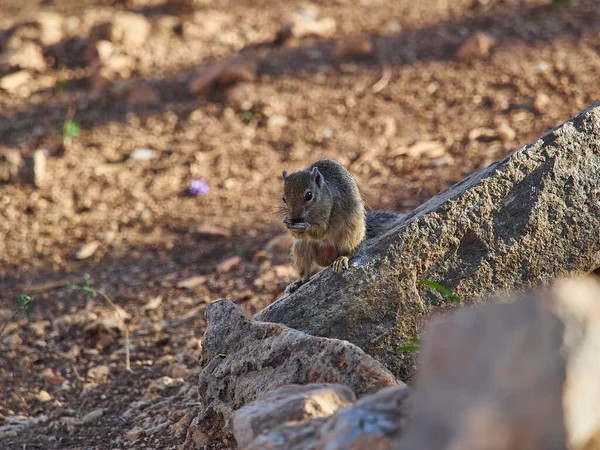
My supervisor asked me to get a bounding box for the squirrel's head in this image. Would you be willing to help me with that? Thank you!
[281,167,330,234]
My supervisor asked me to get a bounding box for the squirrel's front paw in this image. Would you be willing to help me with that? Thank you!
[284,279,305,295]
[331,256,349,273]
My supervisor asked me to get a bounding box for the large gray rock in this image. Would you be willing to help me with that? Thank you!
[186,300,400,447]
[256,103,600,380]
[240,385,410,450]
[397,276,600,450]
[233,383,356,449]
[317,386,410,450]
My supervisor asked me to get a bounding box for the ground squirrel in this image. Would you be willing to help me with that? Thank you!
[280,158,403,294]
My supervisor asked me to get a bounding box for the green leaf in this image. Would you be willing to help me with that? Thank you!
[420,280,462,302]
[62,120,80,142]
[420,280,451,296]
[218,353,227,358]
[396,345,420,352]
[447,294,462,303]
[16,295,34,316]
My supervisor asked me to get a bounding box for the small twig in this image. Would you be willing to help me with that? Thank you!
[372,63,392,94]
[65,104,77,124]
[69,276,132,372]
[97,290,131,372]
[1,295,34,337]
[0,310,20,337]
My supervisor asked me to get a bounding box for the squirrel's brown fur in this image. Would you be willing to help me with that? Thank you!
[280,158,402,294]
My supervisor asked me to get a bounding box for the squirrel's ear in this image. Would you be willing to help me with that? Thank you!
[282,170,288,179]
[310,167,323,187]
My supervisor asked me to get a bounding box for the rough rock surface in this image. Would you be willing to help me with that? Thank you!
[318,386,410,450]
[233,383,356,449]
[187,300,400,447]
[239,385,410,450]
[397,276,600,450]
[257,103,600,380]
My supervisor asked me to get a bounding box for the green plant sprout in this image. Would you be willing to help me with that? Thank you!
[396,337,422,352]
[420,280,461,303]
[62,120,80,144]
[397,280,462,352]
[68,274,132,372]
[0,295,35,337]
[62,105,80,145]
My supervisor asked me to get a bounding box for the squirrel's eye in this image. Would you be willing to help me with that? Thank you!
[305,191,313,201]
[282,197,287,204]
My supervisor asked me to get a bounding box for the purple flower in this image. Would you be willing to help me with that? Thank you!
[189,178,210,196]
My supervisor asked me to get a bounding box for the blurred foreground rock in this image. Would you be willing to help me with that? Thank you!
[398,276,600,450]
[257,103,600,381]
[184,300,400,447]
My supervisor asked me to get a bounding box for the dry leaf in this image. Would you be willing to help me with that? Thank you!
[142,296,163,311]
[176,275,207,289]
[391,141,446,159]
[196,224,231,238]
[75,241,100,259]
[217,255,242,273]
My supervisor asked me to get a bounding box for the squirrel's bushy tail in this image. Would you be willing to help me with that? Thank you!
[365,210,405,240]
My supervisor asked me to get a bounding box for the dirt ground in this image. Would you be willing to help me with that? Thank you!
[1,0,599,448]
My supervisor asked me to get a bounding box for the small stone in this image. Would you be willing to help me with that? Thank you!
[32,149,46,187]
[332,37,374,58]
[126,426,146,441]
[38,390,52,403]
[0,70,33,93]
[533,93,550,113]
[82,408,104,424]
[225,83,277,111]
[109,13,151,48]
[145,376,184,394]
[495,122,516,142]
[456,32,495,60]
[129,148,155,161]
[286,15,337,40]
[0,42,47,72]
[29,320,50,338]
[74,241,100,259]
[95,40,115,62]
[87,365,110,381]
[267,115,288,130]
[0,148,22,183]
[217,255,242,273]
[35,12,65,46]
